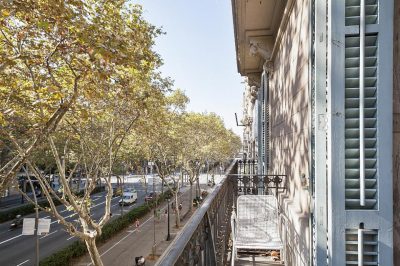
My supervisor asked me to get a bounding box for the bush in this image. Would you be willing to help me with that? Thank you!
[39,240,87,266]
[39,190,171,266]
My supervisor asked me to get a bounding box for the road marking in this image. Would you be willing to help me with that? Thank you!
[1,192,150,248]
[39,230,58,239]
[16,259,30,266]
[67,235,75,241]
[86,189,192,265]
[0,234,22,245]
[49,199,112,224]
[87,215,154,266]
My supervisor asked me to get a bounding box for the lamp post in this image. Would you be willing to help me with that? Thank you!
[206,160,209,184]
[120,175,125,216]
[166,198,171,241]
[23,166,39,266]
[149,161,156,257]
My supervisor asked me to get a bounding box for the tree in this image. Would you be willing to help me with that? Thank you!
[1,1,167,265]
[180,112,241,211]
[134,89,188,228]
[0,0,163,195]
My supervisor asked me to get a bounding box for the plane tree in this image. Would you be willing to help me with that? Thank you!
[133,89,188,228]
[0,0,162,196]
[180,112,241,211]
[0,1,167,265]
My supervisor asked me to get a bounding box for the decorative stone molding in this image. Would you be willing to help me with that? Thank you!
[247,73,261,87]
[249,41,271,60]
[263,60,274,76]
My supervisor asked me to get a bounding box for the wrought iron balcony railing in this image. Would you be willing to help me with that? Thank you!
[155,159,286,266]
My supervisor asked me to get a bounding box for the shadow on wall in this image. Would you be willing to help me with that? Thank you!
[267,0,311,265]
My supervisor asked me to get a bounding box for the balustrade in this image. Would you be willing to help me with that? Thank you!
[155,159,286,265]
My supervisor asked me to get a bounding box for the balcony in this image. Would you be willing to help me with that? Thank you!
[155,159,287,266]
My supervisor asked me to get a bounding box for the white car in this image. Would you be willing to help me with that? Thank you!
[119,191,138,206]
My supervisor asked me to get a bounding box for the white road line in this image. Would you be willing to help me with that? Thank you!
[86,215,154,266]
[39,230,58,239]
[67,235,75,241]
[2,194,147,247]
[16,259,30,266]
[0,234,22,245]
[50,199,110,224]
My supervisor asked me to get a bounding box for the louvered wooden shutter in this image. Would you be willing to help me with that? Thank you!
[345,228,378,265]
[328,0,393,265]
[344,34,378,210]
[345,0,378,26]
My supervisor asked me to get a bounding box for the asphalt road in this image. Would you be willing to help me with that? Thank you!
[0,181,163,266]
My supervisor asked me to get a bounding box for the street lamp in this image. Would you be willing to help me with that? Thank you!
[166,198,171,241]
[148,161,156,257]
[206,160,209,185]
[120,175,125,216]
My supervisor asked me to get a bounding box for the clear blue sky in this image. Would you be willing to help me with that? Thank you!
[134,0,244,137]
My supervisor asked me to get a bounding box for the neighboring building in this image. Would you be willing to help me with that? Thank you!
[232,0,395,265]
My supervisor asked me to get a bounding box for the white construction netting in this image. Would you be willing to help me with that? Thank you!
[235,195,283,250]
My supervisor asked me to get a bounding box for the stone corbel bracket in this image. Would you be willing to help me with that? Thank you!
[263,60,274,77]
[248,36,274,61]
[249,41,271,60]
[247,36,274,81]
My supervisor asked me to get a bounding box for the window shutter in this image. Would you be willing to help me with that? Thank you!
[345,0,378,26]
[344,34,378,209]
[329,0,393,264]
[345,228,378,265]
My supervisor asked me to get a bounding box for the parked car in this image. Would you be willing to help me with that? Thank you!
[119,191,138,206]
[144,192,157,202]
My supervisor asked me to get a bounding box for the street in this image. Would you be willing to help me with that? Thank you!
[0,178,163,266]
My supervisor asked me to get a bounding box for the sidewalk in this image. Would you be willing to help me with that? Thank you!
[74,184,213,266]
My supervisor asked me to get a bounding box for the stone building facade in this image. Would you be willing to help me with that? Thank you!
[232,0,396,265]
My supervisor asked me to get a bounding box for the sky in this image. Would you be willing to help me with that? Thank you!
[134,0,244,137]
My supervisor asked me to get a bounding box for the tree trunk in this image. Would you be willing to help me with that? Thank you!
[189,181,193,212]
[174,193,180,228]
[85,237,104,266]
